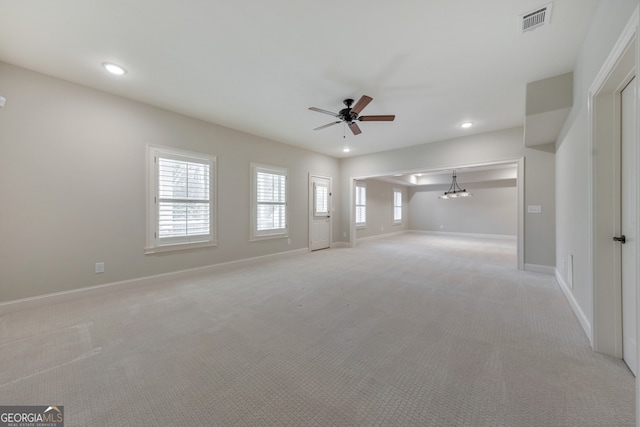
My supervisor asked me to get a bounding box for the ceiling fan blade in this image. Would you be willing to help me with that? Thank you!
[359,115,396,122]
[351,95,373,115]
[313,121,341,131]
[348,122,362,135]
[309,107,340,117]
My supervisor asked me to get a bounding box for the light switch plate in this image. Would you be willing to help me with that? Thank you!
[527,205,542,213]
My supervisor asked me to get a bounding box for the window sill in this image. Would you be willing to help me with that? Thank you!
[356,224,367,230]
[145,240,218,255]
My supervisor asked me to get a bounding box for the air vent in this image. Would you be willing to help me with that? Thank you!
[520,3,553,33]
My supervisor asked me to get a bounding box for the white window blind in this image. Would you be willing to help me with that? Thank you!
[314,183,329,215]
[256,171,286,230]
[355,183,366,226]
[393,189,402,223]
[158,157,210,239]
[251,163,288,239]
[146,146,216,253]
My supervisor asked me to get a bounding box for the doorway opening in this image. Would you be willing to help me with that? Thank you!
[349,159,524,270]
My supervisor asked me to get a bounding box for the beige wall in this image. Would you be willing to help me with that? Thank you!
[409,180,517,237]
[355,179,409,240]
[0,62,340,302]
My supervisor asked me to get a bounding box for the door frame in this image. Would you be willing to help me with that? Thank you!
[621,76,637,375]
[308,173,332,251]
[589,9,639,362]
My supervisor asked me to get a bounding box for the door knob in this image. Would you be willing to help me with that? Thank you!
[613,235,626,244]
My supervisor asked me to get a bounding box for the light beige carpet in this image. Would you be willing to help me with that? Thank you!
[0,233,635,426]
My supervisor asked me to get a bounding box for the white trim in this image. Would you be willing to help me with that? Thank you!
[308,173,333,251]
[355,180,367,227]
[589,10,639,95]
[588,7,639,360]
[144,240,218,254]
[586,13,640,417]
[250,162,289,241]
[348,177,356,247]
[146,145,217,253]
[0,248,309,315]
[556,268,593,345]
[392,187,402,224]
[516,157,525,271]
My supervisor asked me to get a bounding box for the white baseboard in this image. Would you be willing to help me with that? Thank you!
[0,248,309,315]
[524,263,556,275]
[409,230,517,240]
[555,268,593,345]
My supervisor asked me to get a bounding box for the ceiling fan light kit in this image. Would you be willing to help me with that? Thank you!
[309,95,395,136]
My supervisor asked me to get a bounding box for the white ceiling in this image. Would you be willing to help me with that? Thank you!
[0,0,598,158]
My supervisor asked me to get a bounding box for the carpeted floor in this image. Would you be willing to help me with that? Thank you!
[0,233,635,426]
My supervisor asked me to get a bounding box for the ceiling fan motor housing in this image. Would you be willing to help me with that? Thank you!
[339,108,358,122]
[340,99,358,122]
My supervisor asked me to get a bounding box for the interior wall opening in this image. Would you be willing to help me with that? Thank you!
[349,159,524,270]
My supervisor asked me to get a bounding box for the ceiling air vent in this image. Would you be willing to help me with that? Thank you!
[520,3,553,33]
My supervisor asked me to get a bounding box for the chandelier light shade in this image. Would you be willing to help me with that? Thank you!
[439,170,473,199]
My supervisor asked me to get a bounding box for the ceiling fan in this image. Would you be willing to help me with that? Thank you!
[309,95,395,135]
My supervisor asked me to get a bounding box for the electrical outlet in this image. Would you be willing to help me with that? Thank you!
[343,232,347,238]
[287,238,291,245]
[95,262,105,274]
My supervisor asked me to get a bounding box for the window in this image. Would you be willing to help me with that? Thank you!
[355,181,366,227]
[393,188,402,224]
[146,146,216,253]
[314,182,329,216]
[251,163,288,240]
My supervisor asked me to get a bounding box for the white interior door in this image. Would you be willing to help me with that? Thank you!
[310,175,331,251]
[621,76,637,376]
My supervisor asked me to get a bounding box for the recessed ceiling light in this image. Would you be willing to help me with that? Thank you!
[102,62,127,75]
[460,122,473,129]
[343,147,351,153]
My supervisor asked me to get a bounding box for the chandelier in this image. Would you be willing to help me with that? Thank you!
[439,170,472,199]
